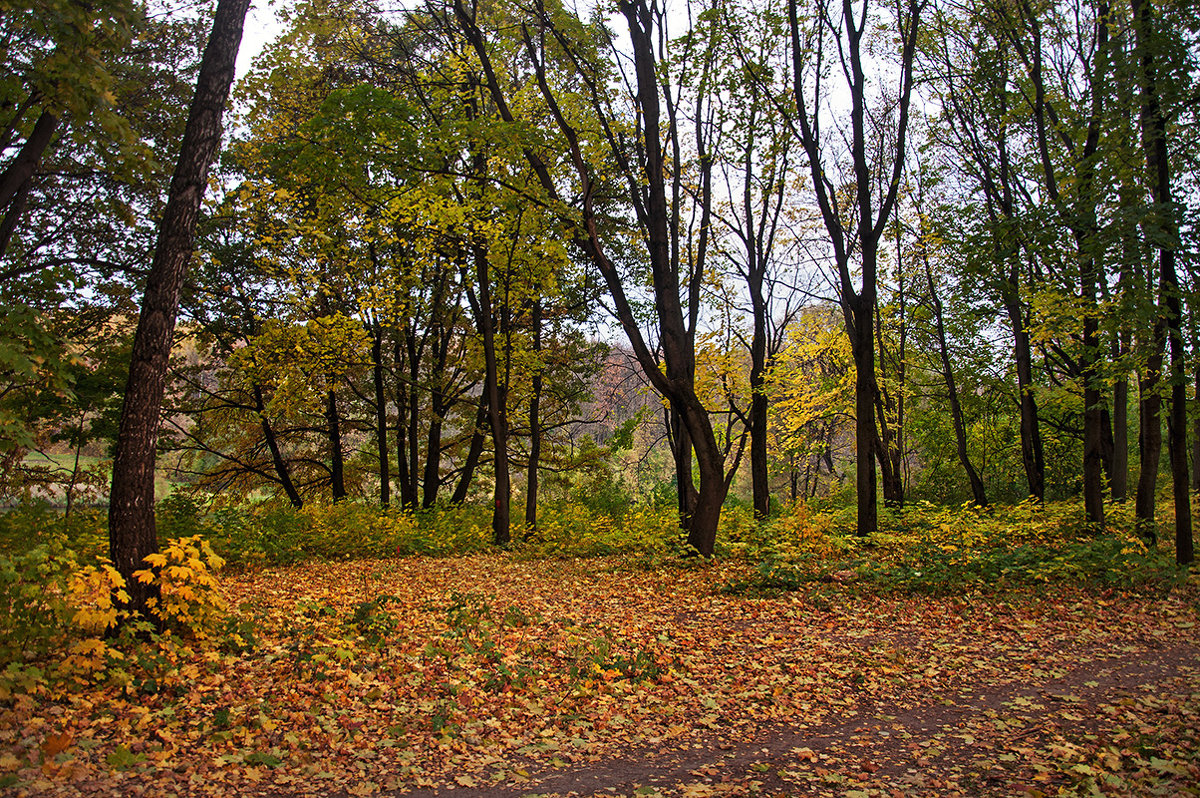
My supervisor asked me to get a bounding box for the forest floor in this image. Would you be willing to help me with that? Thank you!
[3,554,1198,797]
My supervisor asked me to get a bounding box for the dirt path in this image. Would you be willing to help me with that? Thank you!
[391,641,1200,797]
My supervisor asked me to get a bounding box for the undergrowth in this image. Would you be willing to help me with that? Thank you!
[722,499,1189,597]
[0,493,1192,705]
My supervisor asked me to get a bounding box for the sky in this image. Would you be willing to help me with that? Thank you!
[236,0,284,79]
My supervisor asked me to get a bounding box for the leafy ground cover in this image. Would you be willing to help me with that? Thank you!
[1,501,1197,797]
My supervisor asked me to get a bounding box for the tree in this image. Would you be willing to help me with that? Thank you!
[0,0,139,260]
[447,0,740,554]
[710,0,808,520]
[786,0,925,535]
[1130,0,1193,563]
[108,0,250,622]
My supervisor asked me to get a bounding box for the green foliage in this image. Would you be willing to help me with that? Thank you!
[726,499,1188,597]
[0,539,78,676]
[0,507,242,700]
[343,594,400,648]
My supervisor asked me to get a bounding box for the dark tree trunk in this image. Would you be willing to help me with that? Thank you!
[525,299,542,531]
[405,332,421,508]
[0,176,32,259]
[421,398,444,508]
[748,329,769,521]
[786,0,922,536]
[874,287,905,509]
[471,240,510,546]
[1112,351,1129,501]
[924,251,987,506]
[372,327,390,507]
[1193,362,1199,495]
[1134,0,1192,562]
[253,383,302,508]
[0,109,57,218]
[1136,361,1163,545]
[454,0,728,554]
[669,408,699,523]
[1100,400,1115,492]
[850,293,879,536]
[1001,278,1046,500]
[422,324,452,508]
[393,333,413,509]
[325,387,346,502]
[108,0,248,623]
[1021,1,1111,526]
[452,397,489,504]
[1080,286,1106,529]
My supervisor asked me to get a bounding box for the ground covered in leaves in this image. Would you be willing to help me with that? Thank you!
[3,551,1198,797]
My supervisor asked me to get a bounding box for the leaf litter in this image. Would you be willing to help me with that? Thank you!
[1,553,1197,797]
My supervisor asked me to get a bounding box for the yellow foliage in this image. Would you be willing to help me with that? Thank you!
[133,537,228,639]
[68,560,128,635]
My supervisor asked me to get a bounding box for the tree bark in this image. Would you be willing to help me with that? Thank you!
[1136,360,1163,544]
[372,326,390,507]
[325,387,347,502]
[1001,277,1046,500]
[1112,340,1129,501]
[0,109,57,215]
[1192,361,1199,495]
[422,322,452,508]
[923,246,987,506]
[1133,0,1192,562]
[0,175,32,259]
[108,0,248,623]
[451,396,488,504]
[393,333,413,508]
[253,383,302,508]
[525,299,542,531]
[470,239,510,546]
[405,330,421,508]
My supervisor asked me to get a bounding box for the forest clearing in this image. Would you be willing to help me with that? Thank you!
[2,501,1198,797]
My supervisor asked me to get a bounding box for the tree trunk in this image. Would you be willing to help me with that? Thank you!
[850,293,878,537]
[0,176,32,260]
[0,109,57,216]
[748,264,770,521]
[1193,362,1199,495]
[422,324,451,508]
[1134,0,1191,562]
[405,331,421,508]
[253,383,302,508]
[1081,311,1106,529]
[454,0,728,553]
[393,333,413,509]
[471,240,510,546]
[669,408,699,523]
[786,0,922,537]
[874,295,904,509]
[925,252,987,506]
[1136,361,1163,545]
[525,299,542,531]
[372,327,390,507]
[1001,278,1046,500]
[1100,400,1116,493]
[452,397,488,504]
[108,0,248,623]
[325,387,346,502]
[1112,361,1129,501]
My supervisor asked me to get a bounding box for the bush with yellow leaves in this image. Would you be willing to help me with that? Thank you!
[0,535,230,698]
[132,536,228,639]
